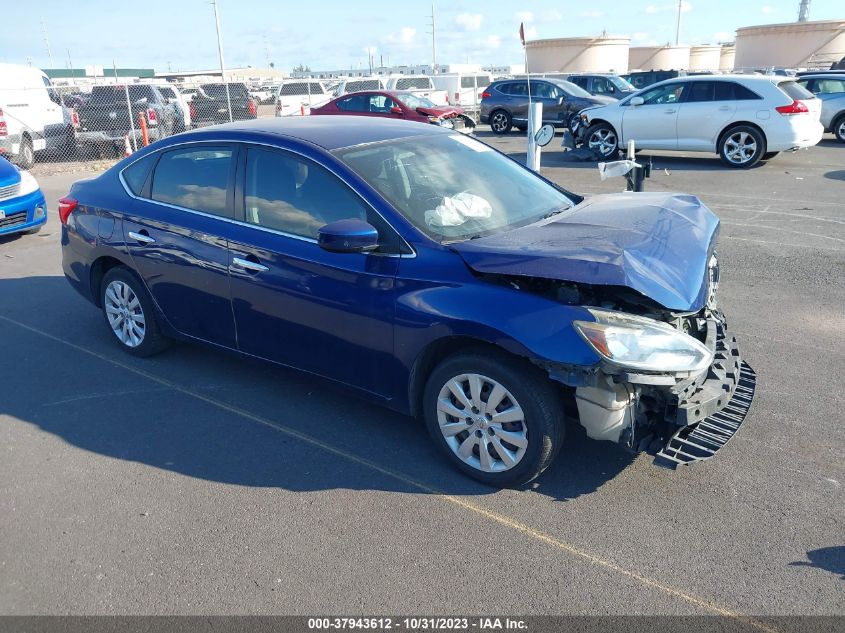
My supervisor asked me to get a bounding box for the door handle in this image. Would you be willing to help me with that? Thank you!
[232,256,269,273]
[664,108,677,114]
[128,231,155,244]
[718,106,731,111]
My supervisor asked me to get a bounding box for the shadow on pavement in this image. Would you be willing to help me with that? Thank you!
[790,546,845,581]
[0,275,635,503]
[824,170,845,181]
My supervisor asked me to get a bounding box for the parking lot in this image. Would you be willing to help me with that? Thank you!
[1,132,843,621]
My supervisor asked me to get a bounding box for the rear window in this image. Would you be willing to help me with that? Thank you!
[279,82,324,96]
[346,80,382,92]
[150,148,233,217]
[460,75,491,88]
[202,84,249,98]
[395,77,432,90]
[90,85,155,104]
[778,80,814,101]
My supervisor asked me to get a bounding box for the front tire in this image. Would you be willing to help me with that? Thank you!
[423,349,565,487]
[719,125,765,168]
[489,110,513,135]
[761,151,780,161]
[100,267,168,357]
[14,135,35,170]
[833,114,845,143]
[585,123,619,159]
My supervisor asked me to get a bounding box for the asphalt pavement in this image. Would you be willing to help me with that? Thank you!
[0,134,843,619]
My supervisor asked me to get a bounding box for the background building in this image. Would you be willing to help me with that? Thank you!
[734,19,845,69]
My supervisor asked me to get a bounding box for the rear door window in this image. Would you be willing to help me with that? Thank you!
[337,94,368,112]
[816,79,845,94]
[686,81,715,102]
[122,154,158,196]
[395,77,432,90]
[150,147,234,217]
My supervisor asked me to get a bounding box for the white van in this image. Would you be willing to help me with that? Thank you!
[432,73,494,107]
[0,63,76,168]
[384,76,448,106]
[334,77,387,97]
[274,80,332,117]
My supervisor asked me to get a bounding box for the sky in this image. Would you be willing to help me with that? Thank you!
[2,0,842,73]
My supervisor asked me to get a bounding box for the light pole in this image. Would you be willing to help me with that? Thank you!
[212,0,233,123]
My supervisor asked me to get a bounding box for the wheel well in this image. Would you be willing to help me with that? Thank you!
[408,336,508,418]
[717,121,766,150]
[832,111,845,131]
[90,256,126,307]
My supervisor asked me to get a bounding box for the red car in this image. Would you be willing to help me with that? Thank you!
[311,90,476,132]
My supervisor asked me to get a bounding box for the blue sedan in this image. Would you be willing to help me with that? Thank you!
[0,158,47,237]
[60,117,755,485]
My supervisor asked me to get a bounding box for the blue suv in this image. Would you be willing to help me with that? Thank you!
[60,117,755,485]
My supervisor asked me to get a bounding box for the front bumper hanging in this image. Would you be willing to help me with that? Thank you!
[654,361,757,468]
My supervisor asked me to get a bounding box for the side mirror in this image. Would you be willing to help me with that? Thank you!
[557,96,566,105]
[390,106,403,114]
[629,96,644,106]
[318,219,379,253]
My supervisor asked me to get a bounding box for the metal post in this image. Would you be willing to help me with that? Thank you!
[123,83,138,153]
[431,4,437,71]
[526,102,542,172]
[212,0,233,123]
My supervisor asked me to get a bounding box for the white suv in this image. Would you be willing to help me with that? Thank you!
[578,75,823,168]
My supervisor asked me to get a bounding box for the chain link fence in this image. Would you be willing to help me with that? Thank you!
[1,79,283,176]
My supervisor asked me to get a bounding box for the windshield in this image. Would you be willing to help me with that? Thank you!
[398,93,435,109]
[556,80,593,99]
[335,134,575,242]
[609,76,636,91]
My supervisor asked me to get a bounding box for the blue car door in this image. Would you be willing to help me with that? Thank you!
[225,145,402,396]
[122,144,237,348]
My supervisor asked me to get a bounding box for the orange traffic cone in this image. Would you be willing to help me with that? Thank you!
[123,134,132,157]
[300,104,306,116]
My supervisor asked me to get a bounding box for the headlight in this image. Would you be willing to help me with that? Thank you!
[17,170,41,196]
[573,308,713,374]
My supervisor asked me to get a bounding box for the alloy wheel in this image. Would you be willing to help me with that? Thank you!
[723,131,757,165]
[588,127,617,156]
[104,280,146,347]
[490,112,509,133]
[436,373,528,473]
[836,118,845,142]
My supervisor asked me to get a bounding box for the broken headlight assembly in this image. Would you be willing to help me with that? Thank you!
[573,308,713,374]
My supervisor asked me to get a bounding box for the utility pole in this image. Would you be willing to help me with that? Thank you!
[428,4,437,72]
[675,0,683,45]
[211,0,233,123]
[41,17,55,68]
[798,0,810,22]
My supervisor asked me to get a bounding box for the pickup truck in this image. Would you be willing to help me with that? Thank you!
[190,83,258,126]
[76,84,180,157]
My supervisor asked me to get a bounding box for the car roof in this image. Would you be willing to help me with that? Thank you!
[796,73,845,79]
[171,116,446,151]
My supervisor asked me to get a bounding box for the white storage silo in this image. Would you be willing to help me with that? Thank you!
[525,36,630,74]
[688,45,722,71]
[734,19,845,69]
[628,45,691,71]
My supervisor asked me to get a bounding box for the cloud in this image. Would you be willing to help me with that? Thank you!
[455,13,483,31]
[541,9,563,22]
[484,35,502,49]
[761,5,776,14]
[581,10,604,19]
[514,11,534,23]
[384,27,416,45]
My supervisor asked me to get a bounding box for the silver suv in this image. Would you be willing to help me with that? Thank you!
[796,74,845,143]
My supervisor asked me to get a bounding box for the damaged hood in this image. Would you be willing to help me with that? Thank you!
[416,105,465,118]
[452,192,720,312]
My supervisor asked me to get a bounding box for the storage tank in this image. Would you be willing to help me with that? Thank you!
[628,45,691,71]
[525,36,630,74]
[735,19,845,69]
[688,45,722,71]
[719,45,736,71]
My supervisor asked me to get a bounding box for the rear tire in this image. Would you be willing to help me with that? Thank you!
[489,110,513,135]
[423,348,565,487]
[718,125,765,168]
[100,267,169,357]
